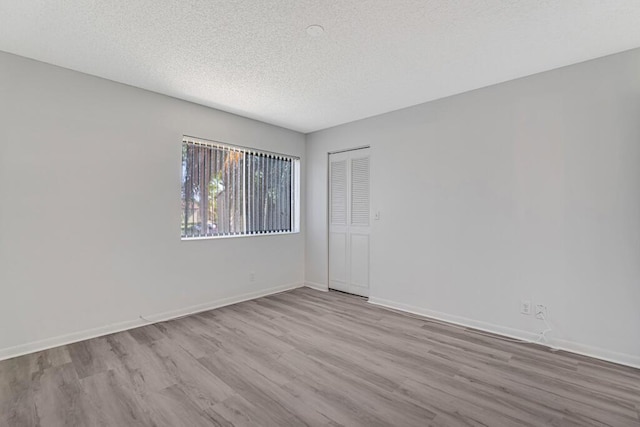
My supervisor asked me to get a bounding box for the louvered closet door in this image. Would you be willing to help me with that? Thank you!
[329,148,370,297]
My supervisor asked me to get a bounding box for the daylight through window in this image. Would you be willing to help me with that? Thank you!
[181,137,299,239]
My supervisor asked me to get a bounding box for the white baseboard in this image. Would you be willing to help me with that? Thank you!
[305,281,329,292]
[368,297,640,370]
[0,282,303,362]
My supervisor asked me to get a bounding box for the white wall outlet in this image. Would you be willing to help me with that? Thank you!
[249,272,256,282]
[374,211,381,220]
[535,304,547,320]
[520,300,532,315]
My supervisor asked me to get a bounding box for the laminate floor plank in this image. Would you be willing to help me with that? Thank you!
[79,369,155,426]
[197,352,306,426]
[147,384,232,427]
[207,394,283,427]
[1,288,639,426]
[31,363,94,427]
[280,351,419,426]
[455,365,638,426]
[152,318,222,360]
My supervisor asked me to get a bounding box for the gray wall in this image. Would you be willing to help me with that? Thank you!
[306,48,640,366]
[0,52,305,358]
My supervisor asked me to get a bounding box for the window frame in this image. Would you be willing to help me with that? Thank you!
[180,136,300,240]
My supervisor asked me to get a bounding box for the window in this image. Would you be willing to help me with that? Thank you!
[181,137,299,239]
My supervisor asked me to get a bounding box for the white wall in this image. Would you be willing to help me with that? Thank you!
[306,48,640,367]
[0,52,305,359]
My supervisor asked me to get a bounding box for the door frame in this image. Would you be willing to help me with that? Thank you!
[326,145,371,297]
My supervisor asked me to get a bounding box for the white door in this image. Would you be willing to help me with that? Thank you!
[329,148,370,297]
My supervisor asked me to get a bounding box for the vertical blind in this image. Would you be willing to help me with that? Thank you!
[181,138,297,238]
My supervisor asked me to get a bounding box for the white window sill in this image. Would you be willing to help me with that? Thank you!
[181,230,299,241]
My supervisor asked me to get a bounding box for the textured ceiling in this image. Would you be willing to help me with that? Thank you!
[1,1,640,133]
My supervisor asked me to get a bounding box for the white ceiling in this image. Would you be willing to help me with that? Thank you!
[1,1,640,133]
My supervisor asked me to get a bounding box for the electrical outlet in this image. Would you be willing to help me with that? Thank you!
[249,272,255,282]
[535,304,547,320]
[520,300,532,315]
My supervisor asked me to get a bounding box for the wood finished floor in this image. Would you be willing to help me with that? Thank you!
[1,288,639,427]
